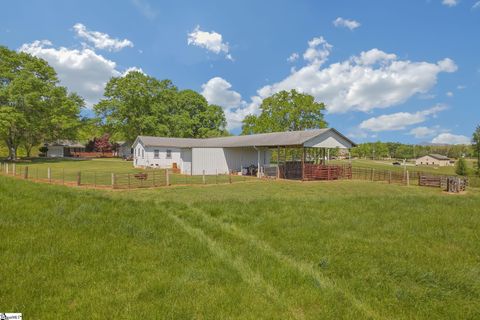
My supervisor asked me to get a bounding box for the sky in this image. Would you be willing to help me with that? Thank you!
[1,0,479,144]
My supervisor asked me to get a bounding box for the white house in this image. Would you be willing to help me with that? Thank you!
[132,128,356,175]
[45,141,85,158]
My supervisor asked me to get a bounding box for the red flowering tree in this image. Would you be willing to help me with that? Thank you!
[94,134,112,155]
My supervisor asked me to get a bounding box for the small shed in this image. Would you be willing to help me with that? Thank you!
[415,154,453,166]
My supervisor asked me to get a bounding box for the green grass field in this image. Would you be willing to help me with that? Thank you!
[1,170,479,319]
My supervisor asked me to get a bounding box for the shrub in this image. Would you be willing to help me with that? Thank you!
[455,158,468,176]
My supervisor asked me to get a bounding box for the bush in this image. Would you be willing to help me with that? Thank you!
[455,158,468,176]
[38,146,48,157]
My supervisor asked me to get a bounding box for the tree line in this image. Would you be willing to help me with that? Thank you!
[1,44,479,175]
[350,141,476,160]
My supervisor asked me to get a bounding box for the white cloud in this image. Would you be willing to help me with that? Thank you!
[201,77,256,130]
[122,66,145,76]
[201,77,243,109]
[73,23,133,52]
[333,17,361,30]
[409,126,438,138]
[442,0,459,6]
[201,37,457,130]
[131,0,157,20]
[446,91,454,97]
[302,37,332,66]
[19,40,139,107]
[187,25,232,60]
[359,105,447,132]
[474,1,480,9]
[252,37,457,114]
[354,48,397,65]
[431,133,470,145]
[287,52,299,62]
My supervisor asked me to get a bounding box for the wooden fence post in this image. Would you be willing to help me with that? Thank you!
[406,170,410,186]
[152,171,156,187]
[76,171,81,186]
[229,173,232,184]
[202,170,206,184]
[94,172,97,188]
[48,167,51,183]
[165,169,170,186]
[62,168,65,185]
[24,166,29,179]
[128,173,131,189]
[5,163,8,175]
[12,163,16,176]
[111,173,116,189]
[371,168,375,181]
[216,169,218,184]
[389,171,392,184]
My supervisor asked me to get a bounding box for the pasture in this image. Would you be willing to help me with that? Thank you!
[0,172,479,319]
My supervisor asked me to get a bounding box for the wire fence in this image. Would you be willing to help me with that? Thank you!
[1,162,477,190]
[0,162,255,189]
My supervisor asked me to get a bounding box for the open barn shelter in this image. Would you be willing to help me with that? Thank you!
[132,128,356,180]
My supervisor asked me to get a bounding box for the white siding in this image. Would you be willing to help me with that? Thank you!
[224,147,270,172]
[47,146,64,157]
[192,148,228,175]
[304,130,353,149]
[180,148,192,174]
[191,147,270,175]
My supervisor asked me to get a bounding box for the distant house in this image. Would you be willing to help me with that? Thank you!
[116,141,133,159]
[415,154,454,166]
[132,128,356,176]
[45,141,85,158]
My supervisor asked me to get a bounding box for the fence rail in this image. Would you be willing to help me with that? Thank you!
[0,162,253,189]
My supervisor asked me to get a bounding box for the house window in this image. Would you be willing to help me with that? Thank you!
[154,149,159,159]
[166,149,172,159]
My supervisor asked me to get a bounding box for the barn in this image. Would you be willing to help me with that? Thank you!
[415,154,454,166]
[132,128,356,179]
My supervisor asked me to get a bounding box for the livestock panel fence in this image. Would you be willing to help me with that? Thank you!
[0,162,254,189]
[0,162,475,192]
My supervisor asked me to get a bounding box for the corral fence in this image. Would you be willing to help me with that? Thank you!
[352,166,470,192]
[0,162,254,189]
[0,162,474,192]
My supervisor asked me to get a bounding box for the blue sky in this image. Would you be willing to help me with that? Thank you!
[1,0,479,144]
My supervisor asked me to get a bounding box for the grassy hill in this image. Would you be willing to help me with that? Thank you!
[1,175,479,319]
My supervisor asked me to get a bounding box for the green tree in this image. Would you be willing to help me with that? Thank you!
[0,46,83,159]
[169,90,227,138]
[241,90,327,134]
[473,125,480,174]
[95,72,227,140]
[455,158,468,176]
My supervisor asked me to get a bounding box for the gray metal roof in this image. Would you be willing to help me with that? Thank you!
[47,140,85,148]
[135,128,356,148]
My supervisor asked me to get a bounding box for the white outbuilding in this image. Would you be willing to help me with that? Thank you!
[415,154,454,166]
[132,128,356,177]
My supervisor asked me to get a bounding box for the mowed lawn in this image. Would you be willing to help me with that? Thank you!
[0,176,479,319]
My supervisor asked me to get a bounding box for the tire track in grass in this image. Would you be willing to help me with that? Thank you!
[182,204,384,320]
[166,210,303,320]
